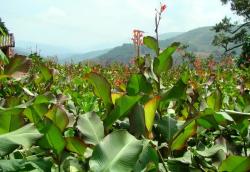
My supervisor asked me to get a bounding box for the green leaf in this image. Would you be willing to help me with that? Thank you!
[127,74,153,96]
[232,119,249,137]
[171,121,196,151]
[65,137,86,155]
[207,88,222,111]
[156,116,178,141]
[0,160,26,171]
[46,105,69,131]
[129,103,146,137]
[104,95,142,128]
[196,144,226,157]
[85,72,112,106]
[0,108,24,134]
[38,120,65,155]
[143,36,159,54]
[89,130,143,172]
[153,42,180,76]
[134,140,159,172]
[0,49,9,64]
[77,112,104,145]
[0,124,42,156]
[144,96,160,132]
[159,77,188,111]
[167,160,190,172]
[219,156,250,171]
[0,158,52,172]
[38,64,53,81]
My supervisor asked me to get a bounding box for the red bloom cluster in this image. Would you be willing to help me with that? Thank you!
[161,4,167,13]
[132,29,144,46]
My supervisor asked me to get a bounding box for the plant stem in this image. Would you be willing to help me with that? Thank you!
[157,149,168,172]
[243,140,247,156]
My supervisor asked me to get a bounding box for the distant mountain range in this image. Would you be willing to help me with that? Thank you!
[14,26,225,64]
[87,26,224,65]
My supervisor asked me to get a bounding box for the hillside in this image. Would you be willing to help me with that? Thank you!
[89,26,223,64]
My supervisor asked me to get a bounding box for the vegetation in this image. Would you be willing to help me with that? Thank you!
[212,0,250,66]
[0,2,250,172]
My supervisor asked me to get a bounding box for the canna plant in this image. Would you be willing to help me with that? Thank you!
[0,2,250,172]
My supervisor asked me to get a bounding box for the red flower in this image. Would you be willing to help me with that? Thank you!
[161,4,167,13]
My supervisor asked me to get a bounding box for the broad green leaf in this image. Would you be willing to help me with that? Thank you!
[0,108,24,134]
[77,112,104,145]
[143,36,159,54]
[0,158,52,172]
[167,160,190,172]
[46,105,69,131]
[0,124,42,156]
[127,74,153,96]
[38,120,65,155]
[129,103,146,137]
[159,77,188,111]
[4,55,31,77]
[85,72,112,106]
[24,104,48,124]
[65,137,86,155]
[153,42,180,76]
[171,121,196,151]
[134,140,159,172]
[207,88,222,111]
[0,160,27,171]
[144,96,160,132]
[89,130,143,172]
[232,119,249,137]
[156,116,178,141]
[219,156,250,171]
[38,64,52,81]
[104,95,142,128]
[196,144,226,157]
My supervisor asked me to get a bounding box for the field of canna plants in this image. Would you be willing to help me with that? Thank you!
[1,2,250,172]
[0,34,250,172]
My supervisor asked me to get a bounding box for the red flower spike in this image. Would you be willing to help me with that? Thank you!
[161,4,167,13]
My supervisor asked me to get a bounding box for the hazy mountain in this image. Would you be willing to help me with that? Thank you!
[14,26,226,64]
[159,32,183,40]
[14,41,76,59]
[14,41,110,63]
[89,26,225,65]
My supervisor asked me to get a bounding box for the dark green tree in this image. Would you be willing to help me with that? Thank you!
[212,0,250,65]
[0,18,8,36]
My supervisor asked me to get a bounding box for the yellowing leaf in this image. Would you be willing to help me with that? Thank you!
[144,96,160,132]
[111,92,124,105]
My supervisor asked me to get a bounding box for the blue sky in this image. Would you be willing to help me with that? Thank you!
[0,0,242,52]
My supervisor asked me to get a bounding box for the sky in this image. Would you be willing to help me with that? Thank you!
[0,0,243,53]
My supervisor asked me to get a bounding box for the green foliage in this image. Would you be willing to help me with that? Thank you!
[89,130,143,172]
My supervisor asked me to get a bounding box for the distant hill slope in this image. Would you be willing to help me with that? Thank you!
[90,26,223,64]
[159,32,183,40]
